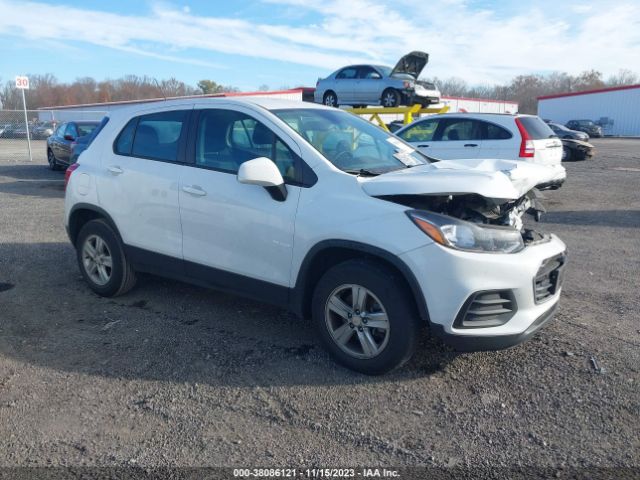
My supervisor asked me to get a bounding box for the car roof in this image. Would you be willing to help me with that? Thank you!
[105,97,335,123]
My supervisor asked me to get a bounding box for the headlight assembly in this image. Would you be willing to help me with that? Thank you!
[407,210,524,254]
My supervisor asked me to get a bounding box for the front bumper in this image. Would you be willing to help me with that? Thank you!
[399,234,566,350]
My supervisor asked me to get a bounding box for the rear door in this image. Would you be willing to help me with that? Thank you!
[517,116,562,165]
[354,66,383,104]
[429,118,483,159]
[333,67,359,104]
[97,107,189,265]
[478,120,515,159]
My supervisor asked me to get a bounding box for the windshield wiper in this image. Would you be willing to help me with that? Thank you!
[344,168,379,177]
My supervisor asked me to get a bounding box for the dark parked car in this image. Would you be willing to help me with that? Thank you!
[0,123,29,139]
[548,122,589,141]
[561,138,595,161]
[566,119,602,137]
[47,121,100,170]
[32,121,57,140]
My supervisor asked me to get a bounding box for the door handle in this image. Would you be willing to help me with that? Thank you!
[107,166,123,175]
[182,185,207,197]
[417,144,430,148]
[464,143,478,147]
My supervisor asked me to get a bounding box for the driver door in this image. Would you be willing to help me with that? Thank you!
[179,106,302,295]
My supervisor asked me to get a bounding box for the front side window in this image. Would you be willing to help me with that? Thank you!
[397,119,439,142]
[336,67,358,80]
[195,109,298,182]
[56,124,67,137]
[274,108,428,174]
[358,67,381,79]
[131,110,187,161]
[76,123,98,138]
[64,123,77,138]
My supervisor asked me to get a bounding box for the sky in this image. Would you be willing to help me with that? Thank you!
[0,0,639,92]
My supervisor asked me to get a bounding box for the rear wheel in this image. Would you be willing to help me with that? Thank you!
[381,89,401,108]
[323,91,338,108]
[76,219,136,297]
[312,259,421,375]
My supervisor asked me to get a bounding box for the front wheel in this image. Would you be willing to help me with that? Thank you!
[76,219,137,297]
[312,260,421,375]
[381,89,401,108]
[47,149,60,171]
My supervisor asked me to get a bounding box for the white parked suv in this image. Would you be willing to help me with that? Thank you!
[395,113,566,190]
[64,98,566,374]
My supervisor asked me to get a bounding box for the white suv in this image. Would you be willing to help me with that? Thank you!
[395,113,566,190]
[64,98,566,374]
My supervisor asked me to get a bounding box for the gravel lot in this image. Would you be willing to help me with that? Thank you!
[0,138,638,477]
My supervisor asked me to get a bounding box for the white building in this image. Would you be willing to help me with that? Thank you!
[38,88,518,124]
[538,84,640,136]
[440,96,518,114]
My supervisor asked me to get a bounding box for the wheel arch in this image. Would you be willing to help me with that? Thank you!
[68,203,122,247]
[291,240,430,324]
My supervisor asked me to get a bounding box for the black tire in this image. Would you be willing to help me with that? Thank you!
[562,147,573,162]
[381,89,401,108]
[323,91,338,108]
[312,259,421,375]
[76,219,136,297]
[47,149,60,171]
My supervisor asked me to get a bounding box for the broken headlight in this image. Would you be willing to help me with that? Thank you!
[407,210,524,253]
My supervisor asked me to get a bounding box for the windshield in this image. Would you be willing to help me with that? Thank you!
[577,120,595,126]
[273,108,428,174]
[377,66,392,77]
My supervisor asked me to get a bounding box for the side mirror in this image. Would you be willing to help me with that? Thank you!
[64,134,75,141]
[237,157,287,201]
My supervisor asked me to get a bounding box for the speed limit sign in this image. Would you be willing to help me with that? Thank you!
[15,76,30,89]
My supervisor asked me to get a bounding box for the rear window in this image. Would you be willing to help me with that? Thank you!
[518,117,555,140]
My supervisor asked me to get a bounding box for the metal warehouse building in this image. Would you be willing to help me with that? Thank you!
[538,84,640,136]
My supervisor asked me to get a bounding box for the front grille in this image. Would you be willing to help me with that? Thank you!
[454,290,516,329]
[534,253,566,303]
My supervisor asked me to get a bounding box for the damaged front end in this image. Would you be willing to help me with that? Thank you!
[379,189,550,253]
[359,159,558,250]
[377,188,545,231]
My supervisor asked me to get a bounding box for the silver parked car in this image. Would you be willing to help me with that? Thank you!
[314,51,441,108]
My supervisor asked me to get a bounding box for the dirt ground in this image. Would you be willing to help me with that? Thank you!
[0,138,638,477]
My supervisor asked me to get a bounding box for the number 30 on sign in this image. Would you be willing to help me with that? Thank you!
[15,76,30,89]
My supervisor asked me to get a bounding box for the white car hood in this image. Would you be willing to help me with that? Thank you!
[360,158,559,200]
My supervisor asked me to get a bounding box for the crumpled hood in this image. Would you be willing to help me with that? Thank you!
[360,158,561,200]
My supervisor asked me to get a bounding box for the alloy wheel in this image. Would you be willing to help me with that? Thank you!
[82,234,113,286]
[324,284,390,359]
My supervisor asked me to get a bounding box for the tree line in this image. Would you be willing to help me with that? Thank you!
[1,69,638,113]
[0,75,239,111]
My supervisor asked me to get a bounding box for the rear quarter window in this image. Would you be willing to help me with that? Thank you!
[484,122,512,140]
[518,117,555,140]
